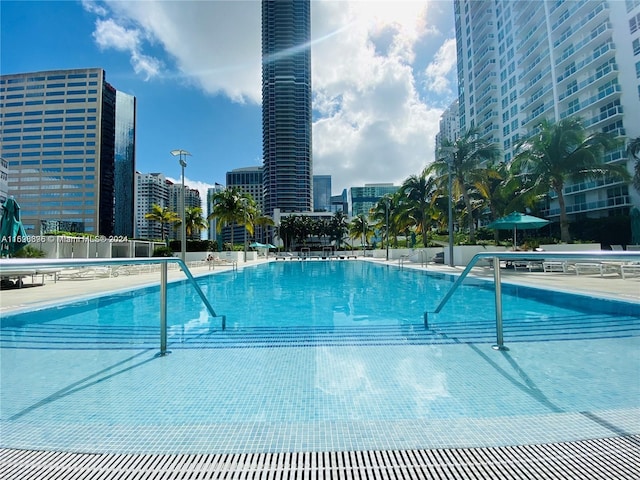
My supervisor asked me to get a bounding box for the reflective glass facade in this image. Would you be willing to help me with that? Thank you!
[0,68,135,235]
[262,0,313,216]
[114,92,136,236]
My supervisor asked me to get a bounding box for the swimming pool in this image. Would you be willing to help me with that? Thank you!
[1,261,638,454]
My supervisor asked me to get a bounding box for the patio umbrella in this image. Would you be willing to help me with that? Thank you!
[487,212,549,250]
[249,242,266,248]
[0,196,28,257]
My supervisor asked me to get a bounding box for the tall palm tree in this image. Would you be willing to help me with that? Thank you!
[627,136,640,192]
[513,118,627,242]
[329,211,349,250]
[176,206,208,240]
[144,204,180,243]
[348,214,373,252]
[431,128,501,244]
[208,187,254,247]
[399,168,438,247]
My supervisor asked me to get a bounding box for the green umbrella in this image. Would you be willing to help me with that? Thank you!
[487,212,549,250]
[0,197,28,257]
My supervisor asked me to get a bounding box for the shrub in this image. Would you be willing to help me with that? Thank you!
[152,246,175,257]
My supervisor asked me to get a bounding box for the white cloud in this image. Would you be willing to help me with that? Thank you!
[89,0,455,195]
[424,37,457,94]
[92,17,163,80]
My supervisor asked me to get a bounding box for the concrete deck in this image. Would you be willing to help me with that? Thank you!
[2,257,637,314]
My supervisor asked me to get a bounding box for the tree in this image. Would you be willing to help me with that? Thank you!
[175,206,208,240]
[207,187,255,247]
[399,168,438,247]
[144,204,180,243]
[348,214,373,251]
[513,118,627,242]
[328,211,348,249]
[628,136,640,192]
[431,128,501,244]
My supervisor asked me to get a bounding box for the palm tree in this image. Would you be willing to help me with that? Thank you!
[348,214,373,253]
[431,128,501,244]
[275,215,296,250]
[208,187,254,247]
[627,136,640,192]
[328,211,348,250]
[513,118,627,242]
[176,206,208,240]
[399,168,438,247]
[144,204,180,243]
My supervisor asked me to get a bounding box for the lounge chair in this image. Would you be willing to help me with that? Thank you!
[621,262,640,279]
[543,261,570,273]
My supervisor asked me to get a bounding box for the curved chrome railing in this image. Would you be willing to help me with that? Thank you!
[424,250,640,351]
[0,257,226,356]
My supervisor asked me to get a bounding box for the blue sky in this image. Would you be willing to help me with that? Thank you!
[1,0,457,207]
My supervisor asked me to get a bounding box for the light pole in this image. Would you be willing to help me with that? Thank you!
[441,146,457,267]
[384,196,390,261]
[170,149,191,263]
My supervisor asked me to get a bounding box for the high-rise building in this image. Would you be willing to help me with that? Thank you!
[350,184,399,217]
[261,0,313,216]
[0,68,136,235]
[225,166,264,244]
[167,180,202,240]
[435,100,460,154]
[330,189,349,214]
[313,175,332,212]
[114,92,136,237]
[134,172,168,240]
[454,0,640,219]
[0,157,8,204]
[227,166,264,211]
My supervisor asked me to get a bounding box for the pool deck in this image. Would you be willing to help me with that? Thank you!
[1,257,639,479]
[1,257,638,314]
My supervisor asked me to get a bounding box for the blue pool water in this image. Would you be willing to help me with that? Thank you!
[1,261,639,454]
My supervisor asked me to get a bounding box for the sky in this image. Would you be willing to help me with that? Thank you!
[0,0,458,209]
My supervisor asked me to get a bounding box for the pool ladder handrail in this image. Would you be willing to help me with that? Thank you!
[0,257,226,356]
[424,250,640,351]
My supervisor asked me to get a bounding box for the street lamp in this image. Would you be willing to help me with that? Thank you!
[384,196,390,261]
[170,149,191,263]
[441,146,457,267]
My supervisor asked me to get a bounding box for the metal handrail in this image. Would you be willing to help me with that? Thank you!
[424,250,640,351]
[0,257,226,356]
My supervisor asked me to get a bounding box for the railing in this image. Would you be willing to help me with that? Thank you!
[0,257,226,356]
[424,251,640,351]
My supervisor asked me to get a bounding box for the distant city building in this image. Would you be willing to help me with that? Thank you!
[114,91,136,237]
[167,180,202,240]
[330,189,349,214]
[350,184,399,217]
[313,175,332,212]
[435,100,459,154]
[454,0,640,218]
[134,172,168,240]
[0,157,8,204]
[262,0,313,215]
[0,68,135,235]
[227,166,264,211]
[222,166,265,244]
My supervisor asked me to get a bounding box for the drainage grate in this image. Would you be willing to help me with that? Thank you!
[1,436,639,479]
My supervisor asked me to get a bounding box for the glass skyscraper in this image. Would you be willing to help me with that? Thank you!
[0,68,136,236]
[114,91,136,237]
[261,0,313,216]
